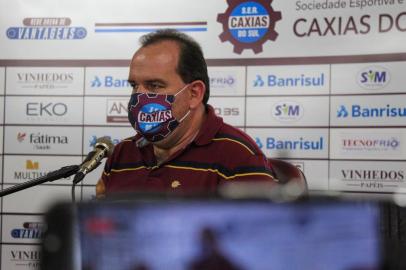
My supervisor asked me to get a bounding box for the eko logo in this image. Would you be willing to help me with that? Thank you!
[91,76,130,88]
[357,66,390,90]
[26,102,67,116]
[337,104,406,118]
[217,0,281,54]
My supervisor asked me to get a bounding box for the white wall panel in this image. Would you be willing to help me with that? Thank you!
[2,215,44,244]
[0,96,4,125]
[84,96,131,126]
[3,155,82,185]
[1,244,41,270]
[331,62,406,94]
[5,96,83,125]
[330,128,406,160]
[0,67,5,95]
[331,95,406,126]
[2,185,79,213]
[246,96,329,127]
[247,65,330,96]
[0,126,3,154]
[208,66,246,96]
[246,128,329,159]
[4,126,82,155]
[85,67,132,96]
[83,126,134,154]
[209,97,245,127]
[285,159,329,191]
[329,160,406,193]
[6,67,84,95]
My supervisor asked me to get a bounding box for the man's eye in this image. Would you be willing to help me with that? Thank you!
[148,84,163,91]
[129,81,138,89]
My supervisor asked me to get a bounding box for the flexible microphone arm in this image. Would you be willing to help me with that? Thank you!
[0,165,80,197]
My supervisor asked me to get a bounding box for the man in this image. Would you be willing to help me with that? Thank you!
[96,29,278,196]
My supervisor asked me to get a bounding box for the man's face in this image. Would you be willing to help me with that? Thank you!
[128,40,190,122]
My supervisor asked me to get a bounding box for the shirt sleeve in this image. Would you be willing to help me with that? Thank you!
[219,152,279,184]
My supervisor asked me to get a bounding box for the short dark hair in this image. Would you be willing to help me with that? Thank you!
[139,29,210,105]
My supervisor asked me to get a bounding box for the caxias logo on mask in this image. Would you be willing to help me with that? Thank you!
[128,85,190,143]
[138,103,173,133]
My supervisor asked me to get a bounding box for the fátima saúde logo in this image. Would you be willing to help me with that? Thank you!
[7,17,86,40]
[217,0,282,54]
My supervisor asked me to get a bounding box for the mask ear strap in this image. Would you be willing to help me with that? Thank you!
[174,83,190,97]
[178,110,191,123]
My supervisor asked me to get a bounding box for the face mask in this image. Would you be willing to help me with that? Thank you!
[127,85,190,142]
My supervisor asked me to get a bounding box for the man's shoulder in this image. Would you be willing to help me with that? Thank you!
[109,136,137,157]
[212,122,262,156]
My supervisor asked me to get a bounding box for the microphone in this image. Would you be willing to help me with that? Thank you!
[73,136,114,184]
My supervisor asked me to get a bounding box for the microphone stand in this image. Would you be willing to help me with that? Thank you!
[0,165,80,197]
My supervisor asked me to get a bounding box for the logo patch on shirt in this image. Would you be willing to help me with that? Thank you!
[171,180,181,188]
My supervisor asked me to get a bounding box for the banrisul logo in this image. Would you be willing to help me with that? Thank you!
[256,137,324,150]
[6,17,86,40]
[272,101,303,122]
[217,0,281,54]
[253,73,325,88]
[337,105,406,118]
[357,66,390,90]
[89,135,121,148]
[91,76,130,88]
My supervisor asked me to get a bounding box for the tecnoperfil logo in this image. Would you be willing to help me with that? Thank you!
[91,76,131,88]
[6,17,87,40]
[272,101,304,122]
[357,66,390,90]
[210,76,236,89]
[342,137,400,152]
[337,104,406,118]
[217,0,281,54]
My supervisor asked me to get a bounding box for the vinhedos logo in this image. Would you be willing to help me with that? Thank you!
[217,0,282,54]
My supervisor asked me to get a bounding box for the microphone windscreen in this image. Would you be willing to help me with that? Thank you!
[95,136,115,156]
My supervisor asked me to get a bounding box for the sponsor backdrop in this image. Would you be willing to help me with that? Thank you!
[1,0,406,268]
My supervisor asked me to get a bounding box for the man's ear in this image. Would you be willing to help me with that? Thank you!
[189,80,206,109]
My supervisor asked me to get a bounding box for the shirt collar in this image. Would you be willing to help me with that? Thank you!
[133,104,223,147]
[193,104,223,146]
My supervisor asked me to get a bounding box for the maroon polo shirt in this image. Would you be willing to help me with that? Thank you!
[102,105,277,195]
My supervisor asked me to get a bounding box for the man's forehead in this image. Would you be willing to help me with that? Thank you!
[132,41,180,65]
[129,41,181,82]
